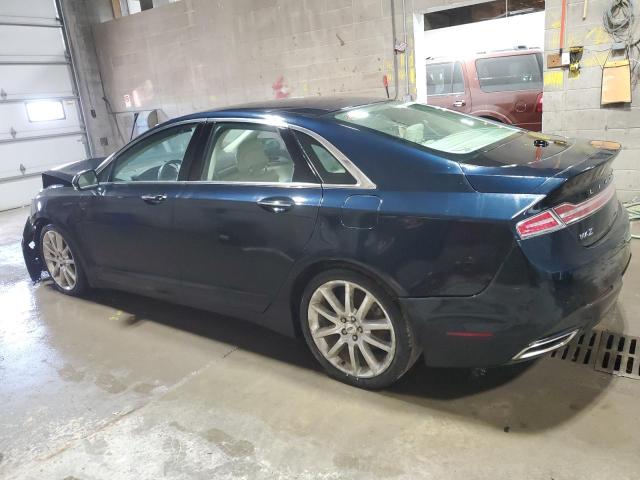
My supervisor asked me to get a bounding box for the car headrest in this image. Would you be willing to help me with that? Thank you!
[236,137,269,175]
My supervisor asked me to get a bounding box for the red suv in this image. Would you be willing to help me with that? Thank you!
[425,48,543,131]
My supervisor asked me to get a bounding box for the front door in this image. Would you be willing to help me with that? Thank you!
[79,122,202,297]
[174,121,322,314]
[425,61,471,113]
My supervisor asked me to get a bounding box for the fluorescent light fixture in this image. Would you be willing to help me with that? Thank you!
[26,100,65,122]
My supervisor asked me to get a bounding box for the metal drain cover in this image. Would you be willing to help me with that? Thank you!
[594,330,640,379]
[550,329,601,367]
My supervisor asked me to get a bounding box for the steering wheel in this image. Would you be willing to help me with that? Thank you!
[157,159,181,181]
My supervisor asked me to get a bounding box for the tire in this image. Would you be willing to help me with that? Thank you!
[300,268,420,389]
[39,224,88,296]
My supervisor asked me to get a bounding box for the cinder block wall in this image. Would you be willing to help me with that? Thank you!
[543,0,640,202]
[62,0,120,156]
[91,0,412,150]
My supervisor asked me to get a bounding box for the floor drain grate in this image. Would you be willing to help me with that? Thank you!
[594,331,640,379]
[550,329,601,367]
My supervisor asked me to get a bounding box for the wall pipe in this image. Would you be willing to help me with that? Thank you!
[402,0,410,99]
[390,0,399,99]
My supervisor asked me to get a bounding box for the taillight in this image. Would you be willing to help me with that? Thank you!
[552,182,616,225]
[516,210,563,239]
[535,93,543,113]
[516,182,616,240]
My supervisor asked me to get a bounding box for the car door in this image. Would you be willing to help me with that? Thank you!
[425,61,471,113]
[79,121,204,298]
[174,120,322,315]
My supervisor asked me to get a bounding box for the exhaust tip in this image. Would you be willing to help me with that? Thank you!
[512,329,580,361]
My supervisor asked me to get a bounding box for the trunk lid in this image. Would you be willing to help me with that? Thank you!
[459,131,620,246]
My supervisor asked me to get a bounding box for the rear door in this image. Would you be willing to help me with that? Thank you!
[425,61,471,113]
[174,121,322,314]
[79,122,203,297]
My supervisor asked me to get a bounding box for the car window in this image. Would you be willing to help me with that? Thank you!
[475,53,542,92]
[334,101,519,154]
[295,132,356,185]
[451,62,465,93]
[426,62,453,95]
[426,62,464,95]
[201,124,295,183]
[111,124,196,182]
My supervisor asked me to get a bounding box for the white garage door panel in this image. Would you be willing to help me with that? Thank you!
[0,176,44,211]
[0,0,58,20]
[0,135,86,179]
[0,0,88,211]
[0,101,82,141]
[0,25,66,62]
[0,65,74,99]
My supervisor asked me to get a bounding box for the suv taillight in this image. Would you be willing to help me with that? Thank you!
[535,93,543,113]
[516,183,615,239]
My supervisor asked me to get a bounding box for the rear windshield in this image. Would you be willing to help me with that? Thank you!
[334,102,518,154]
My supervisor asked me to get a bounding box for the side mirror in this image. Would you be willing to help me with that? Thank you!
[72,169,99,190]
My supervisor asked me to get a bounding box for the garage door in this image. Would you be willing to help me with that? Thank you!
[0,0,89,211]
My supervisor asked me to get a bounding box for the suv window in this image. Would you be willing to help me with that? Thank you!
[111,124,196,182]
[475,53,542,92]
[201,124,295,183]
[426,62,464,95]
[295,132,356,185]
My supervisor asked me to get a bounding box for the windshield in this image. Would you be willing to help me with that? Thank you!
[334,102,519,154]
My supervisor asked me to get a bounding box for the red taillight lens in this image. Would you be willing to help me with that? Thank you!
[552,182,615,225]
[517,182,616,240]
[516,210,563,239]
[535,93,543,113]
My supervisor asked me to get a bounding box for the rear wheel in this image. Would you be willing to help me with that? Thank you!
[300,269,420,389]
[40,224,87,296]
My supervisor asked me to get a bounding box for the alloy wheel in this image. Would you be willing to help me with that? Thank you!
[42,230,77,291]
[307,280,396,378]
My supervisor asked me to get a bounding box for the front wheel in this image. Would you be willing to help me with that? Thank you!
[40,224,88,296]
[300,269,420,389]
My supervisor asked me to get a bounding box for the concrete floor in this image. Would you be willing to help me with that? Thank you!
[1,206,640,480]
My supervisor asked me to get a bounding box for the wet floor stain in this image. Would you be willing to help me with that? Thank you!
[132,382,156,395]
[83,437,108,456]
[201,428,255,458]
[58,364,85,382]
[95,373,127,394]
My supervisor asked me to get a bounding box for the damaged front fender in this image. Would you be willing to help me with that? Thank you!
[22,218,43,282]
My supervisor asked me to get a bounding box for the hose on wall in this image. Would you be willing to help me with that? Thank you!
[626,202,640,239]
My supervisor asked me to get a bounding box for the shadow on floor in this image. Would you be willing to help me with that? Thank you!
[51,281,621,433]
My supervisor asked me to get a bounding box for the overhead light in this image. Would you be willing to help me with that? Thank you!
[25,100,65,122]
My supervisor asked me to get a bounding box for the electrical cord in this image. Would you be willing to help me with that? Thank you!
[626,201,640,239]
[602,0,640,80]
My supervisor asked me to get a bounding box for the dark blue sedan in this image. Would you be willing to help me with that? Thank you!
[22,98,632,389]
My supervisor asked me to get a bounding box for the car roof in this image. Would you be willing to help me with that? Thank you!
[173,96,390,122]
[426,47,542,64]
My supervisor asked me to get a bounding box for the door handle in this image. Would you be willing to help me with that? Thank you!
[140,194,167,204]
[257,196,295,213]
[452,100,466,107]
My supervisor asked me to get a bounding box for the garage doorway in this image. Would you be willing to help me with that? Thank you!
[0,0,89,211]
[414,0,545,131]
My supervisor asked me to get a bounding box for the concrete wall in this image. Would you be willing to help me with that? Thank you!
[91,0,416,151]
[543,0,640,202]
[61,0,121,157]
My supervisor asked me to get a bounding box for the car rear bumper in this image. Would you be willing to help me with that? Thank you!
[399,203,632,368]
